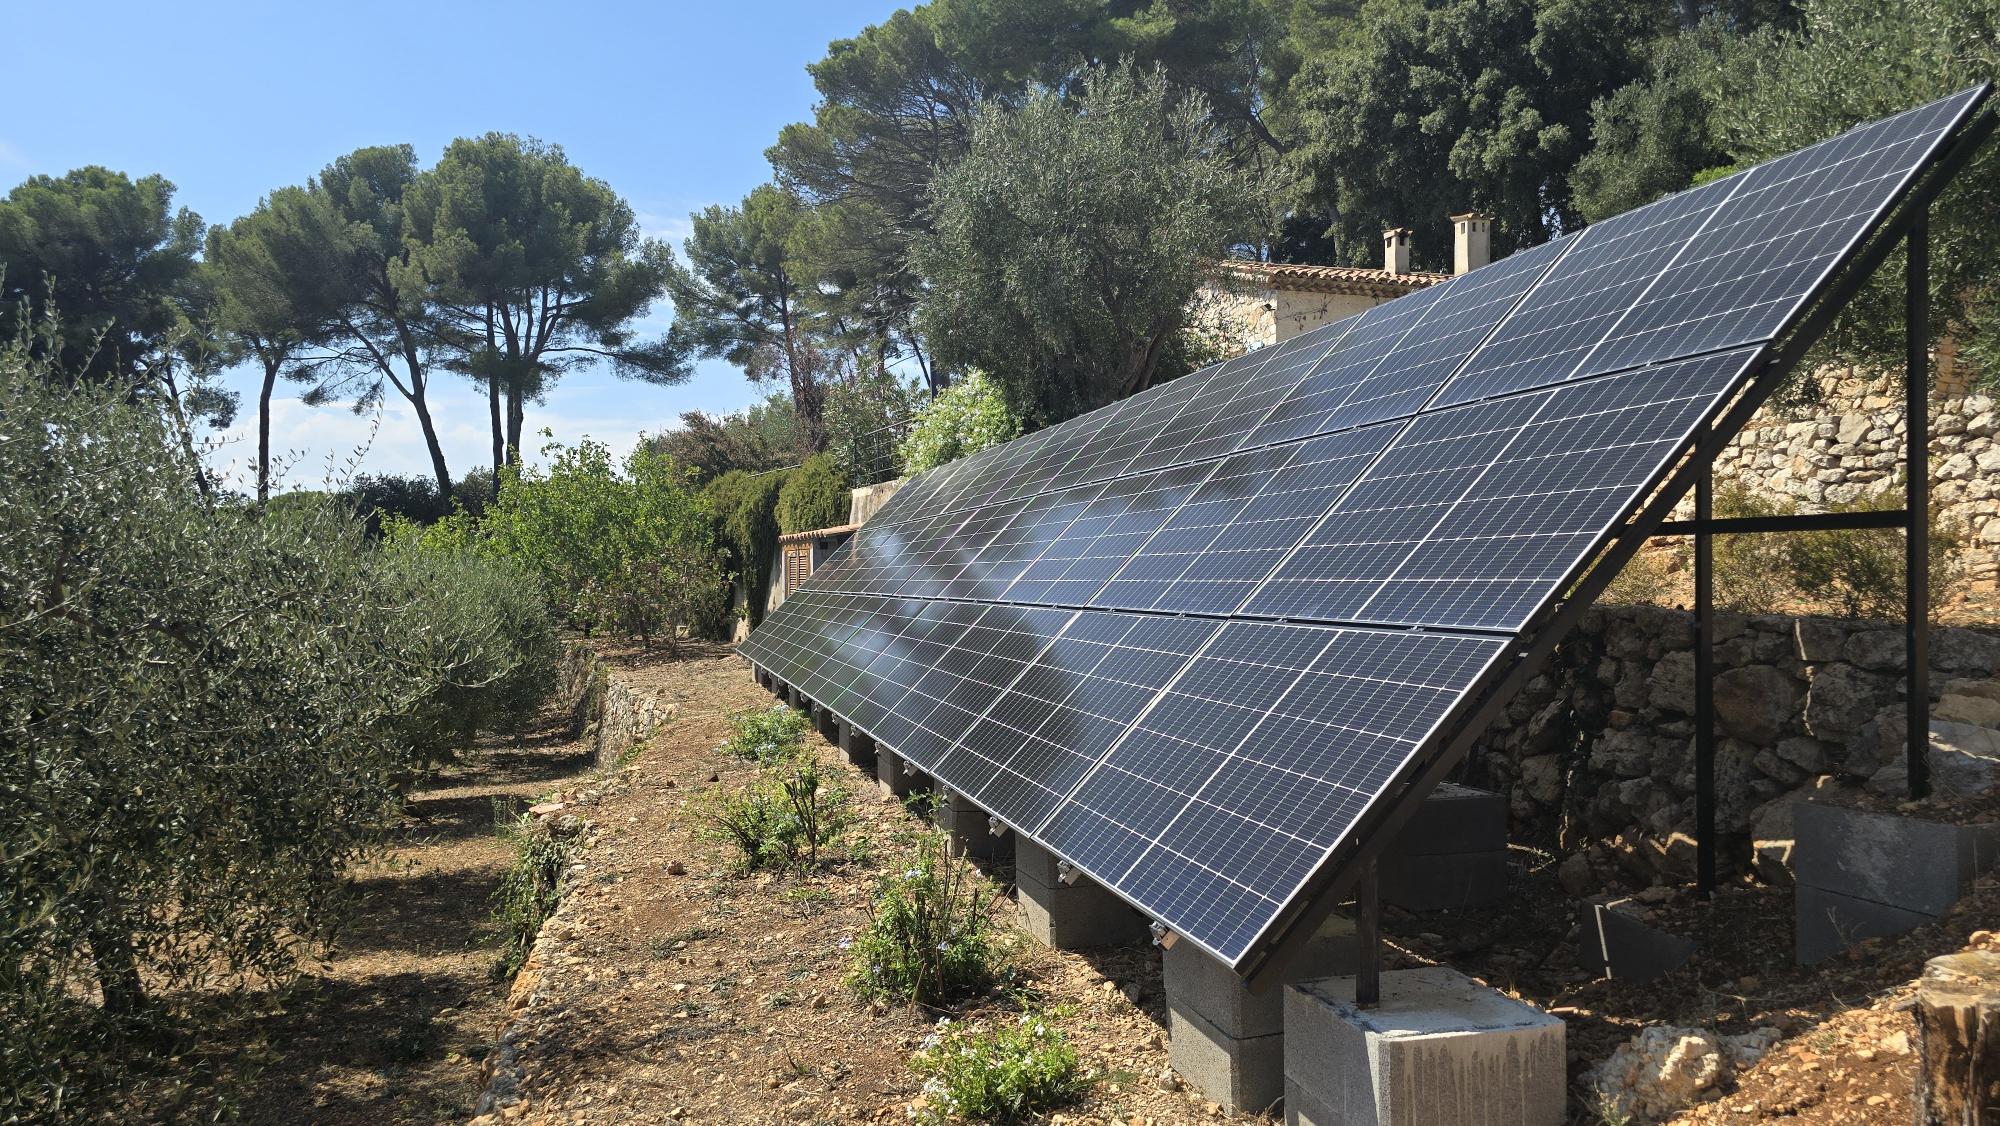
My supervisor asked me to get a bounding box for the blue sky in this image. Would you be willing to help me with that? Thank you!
[1,0,906,489]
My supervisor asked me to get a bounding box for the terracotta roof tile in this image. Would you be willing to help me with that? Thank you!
[1215,258,1450,298]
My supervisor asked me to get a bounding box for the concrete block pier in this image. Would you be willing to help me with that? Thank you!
[1794,802,2000,964]
[931,790,1010,861]
[1163,920,1358,1113]
[837,721,876,771]
[1380,783,1509,912]
[1013,838,1149,950]
[1285,967,1566,1126]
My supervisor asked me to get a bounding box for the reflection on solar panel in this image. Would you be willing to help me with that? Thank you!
[738,86,1991,973]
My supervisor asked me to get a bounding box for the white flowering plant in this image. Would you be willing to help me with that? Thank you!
[909,1011,1086,1125]
[846,829,1000,1005]
[721,704,812,763]
[897,371,1022,474]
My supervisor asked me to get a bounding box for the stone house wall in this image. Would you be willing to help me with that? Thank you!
[1462,603,2000,886]
[1706,375,2000,591]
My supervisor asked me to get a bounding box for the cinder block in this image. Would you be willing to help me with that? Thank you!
[932,791,1010,861]
[1389,783,1509,856]
[1163,919,1358,1040]
[1578,896,1696,982]
[1014,840,1148,949]
[875,750,917,801]
[785,683,807,711]
[1169,1002,1284,1115]
[1285,968,1566,1126]
[1795,884,1936,966]
[1380,784,1509,912]
[1794,803,2000,916]
[838,722,877,771]
[812,704,840,743]
[1380,850,1509,912]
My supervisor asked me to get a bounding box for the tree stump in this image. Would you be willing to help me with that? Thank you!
[1916,951,2000,1124]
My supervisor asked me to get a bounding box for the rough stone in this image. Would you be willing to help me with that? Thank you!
[1285,968,1566,1126]
[1937,692,2000,729]
[1773,735,1829,774]
[1844,629,1907,672]
[1804,663,1885,740]
[1713,666,1800,744]
[1935,628,2000,674]
[1649,651,1697,713]
[1590,1026,1779,1124]
[1518,754,1562,805]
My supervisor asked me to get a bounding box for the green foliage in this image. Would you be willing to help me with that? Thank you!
[492,806,573,979]
[377,542,562,766]
[1711,478,1969,619]
[0,167,209,394]
[776,453,851,534]
[704,467,790,625]
[899,371,1022,473]
[472,437,727,643]
[1572,26,1747,222]
[340,472,456,537]
[694,754,852,874]
[0,326,552,1119]
[1280,0,1665,267]
[912,1013,1087,1126]
[656,393,801,484]
[722,705,813,763]
[847,828,1000,1007]
[408,133,688,474]
[914,64,1269,426]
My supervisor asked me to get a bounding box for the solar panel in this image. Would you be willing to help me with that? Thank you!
[743,86,1990,973]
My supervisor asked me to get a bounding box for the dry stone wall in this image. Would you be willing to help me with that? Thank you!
[1707,376,2000,591]
[1465,604,2000,887]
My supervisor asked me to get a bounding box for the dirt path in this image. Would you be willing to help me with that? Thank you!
[184,705,599,1124]
[472,644,1230,1126]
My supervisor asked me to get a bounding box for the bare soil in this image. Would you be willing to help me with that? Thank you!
[150,700,599,1123]
[160,640,2000,1125]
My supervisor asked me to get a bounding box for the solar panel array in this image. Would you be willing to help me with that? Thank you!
[741,86,1988,970]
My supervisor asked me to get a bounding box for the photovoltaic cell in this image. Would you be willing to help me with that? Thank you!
[740,87,1989,971]
[1035,622,1505,963]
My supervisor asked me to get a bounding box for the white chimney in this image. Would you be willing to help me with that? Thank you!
[1452,212,1492,275]
[1382,227,1412,275]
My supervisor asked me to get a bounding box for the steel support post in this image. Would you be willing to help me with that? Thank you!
[1695,471,1716,895]
[1355,859,1381,1008]
[1908,215,1932,800]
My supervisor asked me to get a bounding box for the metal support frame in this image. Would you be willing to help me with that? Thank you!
[1907,215,1933,800]
[1242,100,1990,994]
[1355,859,1381,1008]
[1695,473,1716,894]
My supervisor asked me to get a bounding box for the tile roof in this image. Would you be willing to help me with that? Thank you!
[1214,258,1450,298]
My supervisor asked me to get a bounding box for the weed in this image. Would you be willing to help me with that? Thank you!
[909,1011,1087,1125]
[722,705,812,762]
[490,804,572,979]
[693,755,851,873]
[847,829,1002,1007]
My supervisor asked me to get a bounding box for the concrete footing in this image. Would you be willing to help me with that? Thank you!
[1578,895,1696,982]
[1380,783,1509,912]
[1163,919,1357,1113]
[1285,967,1566,1126]
[784,683,807,711]
[932,790,1010,861]
[1794,803,2000,964]
[811,703,840,743]
[874,749,920,802]
[1014,839,1148,950]
[837,722,877,771]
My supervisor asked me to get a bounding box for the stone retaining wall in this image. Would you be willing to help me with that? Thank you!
[555,643,677,769]
[1464,604,2000,885]
[1707,376,2000,591]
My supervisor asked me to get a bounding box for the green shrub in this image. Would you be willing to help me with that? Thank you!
[911,1012,1086,1125]
[776,452,850,535]
[704,468,788,626]
[0,333,496,1118]
[847,828,1000,1006]
[898,371,1022,474]
[378,543,561,767]
[1712,477,1967,618]
[722,704,812,762]
[492,806,572,978]
[694,755,851,873]
[473,438,728,644]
